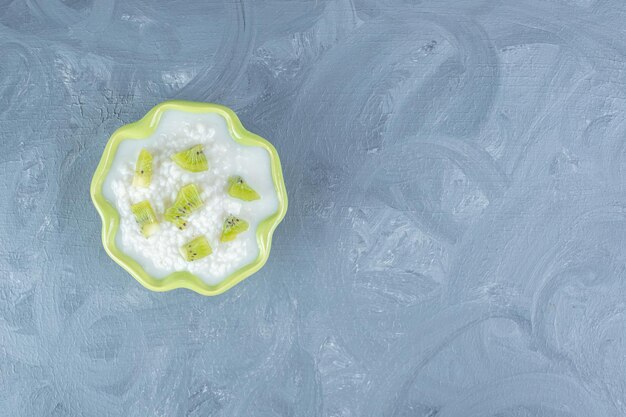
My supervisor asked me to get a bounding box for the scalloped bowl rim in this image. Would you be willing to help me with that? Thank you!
[90,100,288,296]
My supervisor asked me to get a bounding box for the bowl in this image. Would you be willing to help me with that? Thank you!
[90,100,288,296]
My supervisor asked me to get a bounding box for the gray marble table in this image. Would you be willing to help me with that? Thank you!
[1,0,625,415]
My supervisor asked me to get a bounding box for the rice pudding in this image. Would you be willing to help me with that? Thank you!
[101,110,279,285]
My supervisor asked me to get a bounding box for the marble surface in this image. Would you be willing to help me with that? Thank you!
[2,0,626,415]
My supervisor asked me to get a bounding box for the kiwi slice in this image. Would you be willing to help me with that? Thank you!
[132,149,153,187]
[164,208,188,230]
[171,145,208,172]
[220,215,249,242]
[130,200,159,237]
[164,184,203,229]
[227,176,260,201]
[173,184,203,214]
[179,236,212,261]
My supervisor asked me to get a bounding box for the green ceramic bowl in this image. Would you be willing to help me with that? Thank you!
[90,100,288,296]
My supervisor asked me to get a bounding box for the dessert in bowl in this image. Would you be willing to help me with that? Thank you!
[91,101,288,296]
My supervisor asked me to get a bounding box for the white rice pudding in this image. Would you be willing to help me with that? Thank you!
[102,110,279,285]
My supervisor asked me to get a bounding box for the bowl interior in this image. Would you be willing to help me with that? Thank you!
[90,100,288,296]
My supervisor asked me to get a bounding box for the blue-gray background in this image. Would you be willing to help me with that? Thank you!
[2,0,626,416]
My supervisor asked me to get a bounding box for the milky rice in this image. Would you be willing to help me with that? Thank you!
[104,111,279,285]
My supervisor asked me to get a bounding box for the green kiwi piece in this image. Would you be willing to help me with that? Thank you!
[227,176,260,201]
[179,236,212,261]
[164,184,203,229]
[164,207,189,230]
[132,149,153,187]
[171,145,208,172]
[173,184,203,214]
[130,200,159,237]
[220,215,249,242]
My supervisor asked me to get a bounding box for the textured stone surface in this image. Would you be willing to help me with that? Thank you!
[1,0,626,415]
